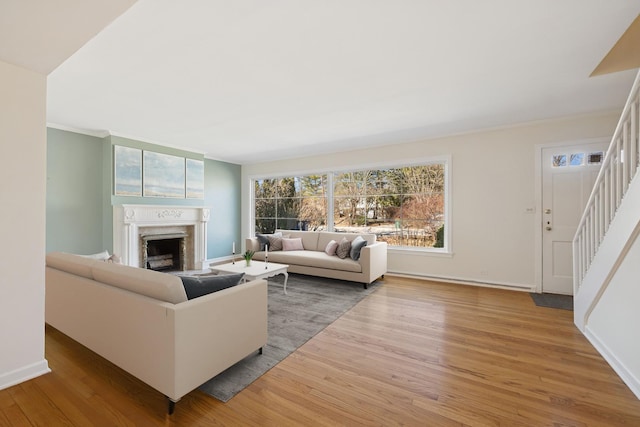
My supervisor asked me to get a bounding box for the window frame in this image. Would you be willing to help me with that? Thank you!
[248,155,452,255]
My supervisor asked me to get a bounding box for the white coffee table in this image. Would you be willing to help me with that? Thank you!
[210,260,290,294]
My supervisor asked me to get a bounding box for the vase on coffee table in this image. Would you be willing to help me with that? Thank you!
[243,250,255,267]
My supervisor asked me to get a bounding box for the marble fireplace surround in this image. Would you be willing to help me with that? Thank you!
[113,205,210,270]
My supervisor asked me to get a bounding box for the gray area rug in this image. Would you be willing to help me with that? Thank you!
[530,293,574,311]
[198,273,381,402]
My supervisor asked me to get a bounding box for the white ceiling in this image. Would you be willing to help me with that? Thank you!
[44,0,640,164]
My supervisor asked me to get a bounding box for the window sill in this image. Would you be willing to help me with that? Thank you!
[387,247,453,258]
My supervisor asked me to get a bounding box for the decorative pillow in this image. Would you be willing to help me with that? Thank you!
[256,232,282,251]
[349,236,368,261]
[267,235,283,251]
[336,237,351,259]
[324,239,339,256]
[282,237,304,251]
[79,250,110,261]
[180,273,245,300]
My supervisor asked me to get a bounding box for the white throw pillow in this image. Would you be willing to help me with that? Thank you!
[79,250,110,261]
[324,239,338,256]
[282,237,304,251]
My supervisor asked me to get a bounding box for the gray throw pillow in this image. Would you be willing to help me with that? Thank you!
[336,237,351,259]
[256,232,282,251]
[267,235,283,251]
[180,273,245,300]
[349,236,367,261]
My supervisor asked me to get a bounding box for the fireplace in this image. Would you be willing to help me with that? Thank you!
[113,205,210,270]
[142,232,187,271]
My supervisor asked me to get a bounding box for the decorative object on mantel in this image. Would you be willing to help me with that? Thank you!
[243,250,255,267]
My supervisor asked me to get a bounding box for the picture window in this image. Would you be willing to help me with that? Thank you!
[253,162,448,250]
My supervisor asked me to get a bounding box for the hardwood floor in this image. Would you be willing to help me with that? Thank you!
[2,276,640,426]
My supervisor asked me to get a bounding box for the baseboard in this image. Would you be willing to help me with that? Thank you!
[584,326,640,400]
[386,270,534,292]
[0,359,50,391]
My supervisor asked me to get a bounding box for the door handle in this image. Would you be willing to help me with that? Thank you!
[545,226,552,231]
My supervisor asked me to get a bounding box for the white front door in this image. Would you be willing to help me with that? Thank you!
[541,141,607,295]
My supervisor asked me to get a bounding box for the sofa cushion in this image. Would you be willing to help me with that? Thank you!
[259,250,362,273]
[336,237,351,259]
[350,236,368,261]
[282,237,304,251]
[324,239,338,256]
[276,230,320,251]
[91,262,188,304]
[46,252,97,279]
[180,273,245,300]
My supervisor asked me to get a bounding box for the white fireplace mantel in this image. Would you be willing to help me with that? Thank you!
[113,205,210,269]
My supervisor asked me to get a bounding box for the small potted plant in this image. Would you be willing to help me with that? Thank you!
[243,250,255,267]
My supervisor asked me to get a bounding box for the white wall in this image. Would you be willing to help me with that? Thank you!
[242,112,619,289]
[586,225,640,398]
[0,60,50,389]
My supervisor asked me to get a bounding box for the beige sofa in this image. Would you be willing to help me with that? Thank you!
[246,230,387,288]
[45,252,267,413]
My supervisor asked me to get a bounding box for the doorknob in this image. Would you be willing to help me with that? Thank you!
[545,226,552,231]
[544,208,551,214]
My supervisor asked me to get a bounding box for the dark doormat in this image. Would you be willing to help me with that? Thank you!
[530,293,573,311]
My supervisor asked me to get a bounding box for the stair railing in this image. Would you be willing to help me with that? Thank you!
[573,71,640,293]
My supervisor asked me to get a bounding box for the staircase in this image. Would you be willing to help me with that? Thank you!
[573,70,640,399]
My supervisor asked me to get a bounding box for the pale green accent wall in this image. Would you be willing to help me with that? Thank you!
[205,159,241,259]
[46,129,241,261]
[46,128,105,254]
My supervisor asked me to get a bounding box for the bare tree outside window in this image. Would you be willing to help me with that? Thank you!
[255,175,328,233]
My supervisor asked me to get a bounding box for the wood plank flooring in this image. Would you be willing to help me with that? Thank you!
[2,276,640,426]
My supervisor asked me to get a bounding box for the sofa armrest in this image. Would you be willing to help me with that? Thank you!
[172,279,268,400]
[359,241,388,283]
[246,237,261,252]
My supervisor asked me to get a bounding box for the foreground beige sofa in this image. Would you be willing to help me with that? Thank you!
[45,252,267,413]
[246,230,387,288]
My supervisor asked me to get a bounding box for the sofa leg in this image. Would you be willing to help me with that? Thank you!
[363,283,368,290]
[167,398,176,415]
[259,347,263,355]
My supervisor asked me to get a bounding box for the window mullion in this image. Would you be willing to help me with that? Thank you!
[327,173,334,232]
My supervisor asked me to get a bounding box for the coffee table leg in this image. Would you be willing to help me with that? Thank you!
[283,271,289,295]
